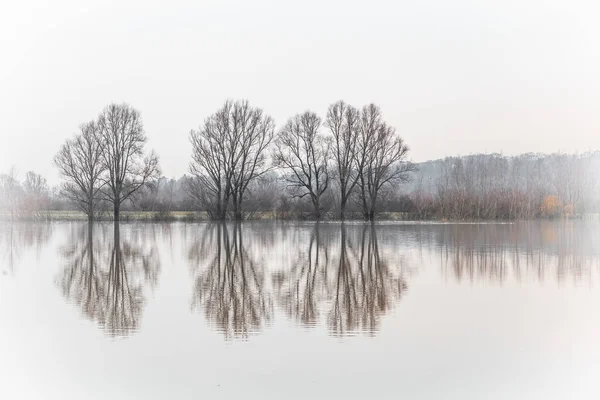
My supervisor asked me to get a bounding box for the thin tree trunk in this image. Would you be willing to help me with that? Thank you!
[233,193,243,220]
[234,201,243,220]
[314,195,322,220]
[88,198,94,222]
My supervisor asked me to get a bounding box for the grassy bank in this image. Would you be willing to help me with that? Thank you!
[0,210,413,222]
[0,210,594,222]
[0,210,209,222]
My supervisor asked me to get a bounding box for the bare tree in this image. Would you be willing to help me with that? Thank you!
[22,171,49,217]
[274,111,331,219]
[23,171,48,196]
[189,100,275,220]
[97,103,160,221]
[326,101,360,220]
[230,103,275,219]
[356,104,414,221]
[54,121,105,220]
[0,221,52,275]
[0,167,23,221]
[189,113,228,219]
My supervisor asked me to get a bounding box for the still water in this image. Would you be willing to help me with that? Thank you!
[1,221,600,399]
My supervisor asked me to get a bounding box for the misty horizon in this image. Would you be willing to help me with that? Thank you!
[3,0,600,184]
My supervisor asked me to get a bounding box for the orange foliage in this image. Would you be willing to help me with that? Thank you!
[540,195,562,217]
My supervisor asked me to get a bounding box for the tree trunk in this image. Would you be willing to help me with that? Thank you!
[314,195,322,220]
[233,193,243,221]
[88,222,93,271]
[88,200,94,222]
[220,195,228,220]
[114,203,120,222]
[87,187,94,222]
[113,222,120,258]
[359,175,369,221]
[340,197,346,220]
[234,202,243,221]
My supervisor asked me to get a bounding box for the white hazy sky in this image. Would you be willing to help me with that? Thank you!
[1,0,599,184]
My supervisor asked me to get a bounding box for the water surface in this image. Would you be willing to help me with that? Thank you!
[1,221,599,399]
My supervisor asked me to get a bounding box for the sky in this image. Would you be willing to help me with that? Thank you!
[1,0,599,185]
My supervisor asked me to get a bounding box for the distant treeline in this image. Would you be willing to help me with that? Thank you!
[2,152,599,221]
[405,152,600,219]
[1,99,599,221]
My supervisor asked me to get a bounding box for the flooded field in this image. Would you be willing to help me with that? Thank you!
[1,221,599,399]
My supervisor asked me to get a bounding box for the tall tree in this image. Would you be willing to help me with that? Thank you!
[54,121,105,220]
[356,104,413,221]
[189,100,274,220]
[274,111,331,219]
[97,103,160,221]
[326,101,360,220]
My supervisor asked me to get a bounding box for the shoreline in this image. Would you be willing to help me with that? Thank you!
[0,210,593,223]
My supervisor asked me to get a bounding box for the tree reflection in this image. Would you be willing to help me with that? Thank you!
[189,223,273,339]
[329,224,408,337]
[57,223,159,337]
[273,223,329,327]
[0,222,52,275]
[436,222,600,285]
[274,223,410,338]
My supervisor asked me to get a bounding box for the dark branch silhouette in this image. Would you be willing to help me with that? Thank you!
[97,103,160,221]
[326,101,360,220]
[189,100,275,220]
[54,121,105,220]
[274,111,331,219]
[356,104,415,221]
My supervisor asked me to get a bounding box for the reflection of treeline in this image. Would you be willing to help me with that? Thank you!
[0,221,53,274]
[327,225,409,337]
[272,224,410,336]
[48,221,600,340]
[56,223,160,337]
[188,223,411,339]
[189,223,273,339]
[431,222,600,284]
